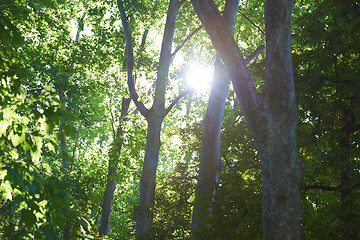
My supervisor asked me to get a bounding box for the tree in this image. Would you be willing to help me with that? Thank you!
[189,0,303,238]
[117,0,188,238]
[190,0,238,237]
[99,97,130,235]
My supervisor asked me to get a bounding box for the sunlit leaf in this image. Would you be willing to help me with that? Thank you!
[0,180,13,201]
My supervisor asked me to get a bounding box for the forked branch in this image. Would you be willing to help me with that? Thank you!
[117,0,150,119]
[165,91,189,116]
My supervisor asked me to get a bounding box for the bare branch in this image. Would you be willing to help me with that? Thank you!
[117,0,150,119]
[109,98,116,139]
[138,1,160,66]
[237,10,265,35]
[171,25,203,59]
[245,44,265,65]
[302,185,339,191]
[165,91,189,116]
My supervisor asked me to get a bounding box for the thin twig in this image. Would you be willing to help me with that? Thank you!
[165,91,189,116]
[237,10,265,35]
[171,25,203,59]
[302,185,339,191]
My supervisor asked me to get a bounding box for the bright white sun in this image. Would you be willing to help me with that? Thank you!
[185,63,213,91]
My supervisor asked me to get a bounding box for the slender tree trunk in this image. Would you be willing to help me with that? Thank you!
[99,98,130,235]
[98,161,117,235]
[59,114,71,240]
[190,57,229,237]
[190,1,238,237]
[59,117,70,170]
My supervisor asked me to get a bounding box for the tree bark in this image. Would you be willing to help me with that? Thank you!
[136,115,163,239]
[99,97,130,236]
[190,0,303,239]
[59,117,70,170]
[190,1,239,237]
[190,56,230,238]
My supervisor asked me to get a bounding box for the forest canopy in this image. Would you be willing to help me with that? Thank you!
[1,0,359,239]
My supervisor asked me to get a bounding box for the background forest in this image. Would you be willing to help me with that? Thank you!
[1,0,359,239]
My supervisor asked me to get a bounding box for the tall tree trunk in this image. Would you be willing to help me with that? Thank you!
[190,57,229,238]
[59,102,71,240]
[98,160,117,235]
[190,1,238,237]
[190,0,303,238]
[99,97,130,236]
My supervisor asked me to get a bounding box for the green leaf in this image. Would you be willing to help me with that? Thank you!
[10,130,25,147]
[0,120,9,136]
[23,141,31,152]
[46,142,55,152]
[0,169,7,181]
[31,147,41,161]
[9,148,19,159]
[0,180,13,201]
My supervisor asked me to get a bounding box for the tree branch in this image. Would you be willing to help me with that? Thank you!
[302,185,339,191]
[138,1,160,66]
[237,10,265,35]
[152,0,186,110]
[245,44,265,65]
[171,25,203,59]
[117,0,150,119]
[165,91,189,116]
[190,0,261,125]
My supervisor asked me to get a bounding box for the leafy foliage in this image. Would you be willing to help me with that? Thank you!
[1,0,359,239]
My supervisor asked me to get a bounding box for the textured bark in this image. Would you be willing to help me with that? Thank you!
[118,1,185,238]
[98,161,117,235]
[136,116,163,239]
[99,97,130,236]
[190,0,303,239]
[190,2,238,238]
[190,57,230,238]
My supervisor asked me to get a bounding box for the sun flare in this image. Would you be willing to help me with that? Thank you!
[185,63,213,91]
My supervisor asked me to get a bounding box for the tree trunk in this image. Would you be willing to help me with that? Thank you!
[338,107,359,240]
[190,1,238,237]
[59,116,71,240]
[190,0,303,238]
[190,57,230,237]
[99,160,117,235]
[256,126,301,239]
[136,116,163,239]
[99,97,130,236]
[60,117,70,170]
